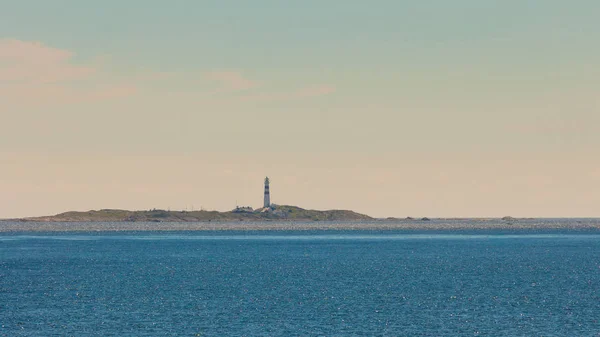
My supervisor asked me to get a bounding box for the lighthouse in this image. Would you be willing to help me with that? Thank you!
[264,177,271,208]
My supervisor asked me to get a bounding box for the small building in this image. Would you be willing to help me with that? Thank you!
[233,206,254,213]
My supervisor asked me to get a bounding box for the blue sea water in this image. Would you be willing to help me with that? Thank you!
[1,230,600,336]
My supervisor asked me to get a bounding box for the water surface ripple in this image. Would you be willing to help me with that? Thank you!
[1,230,599,336]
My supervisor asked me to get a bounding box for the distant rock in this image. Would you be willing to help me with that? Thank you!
[421,217,431,221]
[502,216,516,221]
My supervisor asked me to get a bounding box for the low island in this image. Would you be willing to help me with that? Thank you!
[17,205,373,222]
[1,204,599,232]
[2,178,599,232]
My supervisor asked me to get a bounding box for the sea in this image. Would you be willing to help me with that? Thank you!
[1,228,600,336]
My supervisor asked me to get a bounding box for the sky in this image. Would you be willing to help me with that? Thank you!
[1,0,599,218]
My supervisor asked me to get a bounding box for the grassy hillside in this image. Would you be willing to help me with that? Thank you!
[22,205,373,222]
[271,205,372,221]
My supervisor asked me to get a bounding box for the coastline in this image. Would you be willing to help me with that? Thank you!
[2,218,600,233]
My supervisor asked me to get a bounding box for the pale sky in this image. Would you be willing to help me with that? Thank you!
[1,0,599,218]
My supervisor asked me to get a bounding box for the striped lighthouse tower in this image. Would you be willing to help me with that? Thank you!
[263,177,271,208]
